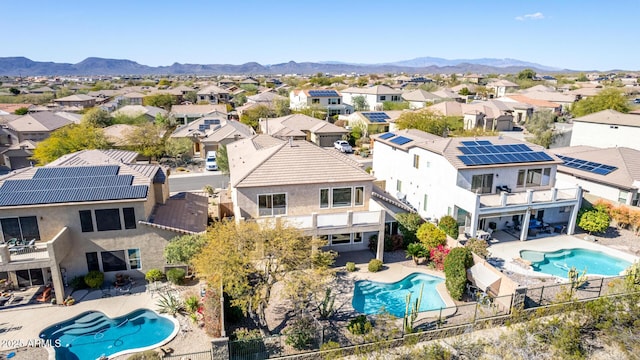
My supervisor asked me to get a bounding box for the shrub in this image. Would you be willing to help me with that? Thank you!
[465,238,490,259]
[145,269,164,283]
[405,242,428,264]
[368,259,383,272]
[84,271,104,289]
[347,315,373,335]
[128,350,161,360]
[70,275,88,290]
[345,262,357,272]
[429,245,450,271]
[443,247,473,300]
[284,317,316,350]
[166,268,186,284]
[156,291,185,317]
[185,295,200,314]
[438,215,459,239]
[396,213,424,244]
[232,328,262,341]
[578,209,610,234]
[417,222,447,250]
[368,234,401,252]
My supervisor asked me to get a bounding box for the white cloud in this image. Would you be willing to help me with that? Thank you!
[515,12,545,21]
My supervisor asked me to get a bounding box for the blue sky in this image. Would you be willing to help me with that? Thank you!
[3,0,637,71]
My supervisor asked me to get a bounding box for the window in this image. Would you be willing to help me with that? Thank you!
[258,193,287,216]
[95,209,122,231]
[86,252,100,272]
[123,208,136,229]
[101,250,127,272]
[328,98,339,105]
[423,194,428,211]
[128,249,141,269]
[396,180,402,192]
[1,216,40,242]
[320,189,329,208]
[413,154,420,169]
[353,233,363,243]
[526,169,543,186]
[542,168,551,186]
[79,210,94,232]
[311,98,320,104]
[332,188,352,207]
[632,193,640,207]
[355,187,364,206]
[471,174,493,194]
[619,191,629,204]
[517,170,526,187]
[330,233,351,245]
[559,206,572,213]
[391,95,400,101]
[380,96,386,101]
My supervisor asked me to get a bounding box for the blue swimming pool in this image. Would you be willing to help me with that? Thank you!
[520,248,632,277]
[40,309,178,360]
[352,273,445,318]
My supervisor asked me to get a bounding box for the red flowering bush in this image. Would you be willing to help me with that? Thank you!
[429,245,450,271]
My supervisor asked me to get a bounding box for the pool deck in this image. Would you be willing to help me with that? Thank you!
[488,234,639,278]
[0,284,158,352]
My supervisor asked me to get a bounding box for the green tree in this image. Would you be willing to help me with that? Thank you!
[55,87,73,98]
[144,93,177,110]
[273,98,291,117]
[233,93,247,106]
[14,107,28,115]
[352,95,369,111]
[576,73,589,82]
[525,110,559,148]
[32,124,110,164]
[382,101,410,110]
[458,87,470,96]
[82,107,113,127]
[158,79,171,87]
[417,222,447,250]
[164,234,207,265]
[164,138,193,161]
[9,87,20,95]
[193,221,336,330]
[124,123,165,160]
[571,88,630,117]
[240,104,273,130]
[438,215,459,239]
[517,68,537,80]
[396,110,461,137]
[443,247,473,300]
[396,213,424,245]
[216,144,229,174]
[183,91,197,104]
[578,209,610,235]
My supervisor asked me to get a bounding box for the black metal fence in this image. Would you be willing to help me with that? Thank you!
[225,274,635,359]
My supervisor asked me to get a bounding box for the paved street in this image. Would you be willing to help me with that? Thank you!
[168,171,229,192]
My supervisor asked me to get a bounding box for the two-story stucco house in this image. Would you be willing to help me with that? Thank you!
[341,85,403,111]
[372,130,582,241]
[289,90,353,116]
[0,149,207,303]
[258,114,348,147]
[570,110,640,151]
[196,85,231,105]
[227,135,387,258]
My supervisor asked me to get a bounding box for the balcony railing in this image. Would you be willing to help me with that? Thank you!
[254,210,382,230]
[478,187,580,209]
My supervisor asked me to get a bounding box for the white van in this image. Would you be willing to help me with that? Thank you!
[205,151,218,171]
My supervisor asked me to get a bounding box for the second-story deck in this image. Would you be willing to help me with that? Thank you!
[254,210,384,234]
[478,187,580,211]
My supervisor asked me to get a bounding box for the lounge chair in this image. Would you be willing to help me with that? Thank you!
[160,347,174,357]
[36,286,52,302]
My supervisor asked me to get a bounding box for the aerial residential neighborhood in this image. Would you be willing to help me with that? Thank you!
[2,2,640,360]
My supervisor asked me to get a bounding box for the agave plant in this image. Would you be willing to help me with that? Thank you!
[156,291,185,317]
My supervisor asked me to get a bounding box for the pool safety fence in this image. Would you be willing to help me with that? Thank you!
[221,274,637,360]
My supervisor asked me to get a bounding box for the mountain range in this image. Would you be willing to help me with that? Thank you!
[0,56,568,76]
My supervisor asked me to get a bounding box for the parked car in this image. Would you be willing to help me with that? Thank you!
[634,98,640,104]
[334,140,353,153]
[205,151,218,171]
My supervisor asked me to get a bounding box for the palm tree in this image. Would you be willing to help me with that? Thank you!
[405,243,427,265]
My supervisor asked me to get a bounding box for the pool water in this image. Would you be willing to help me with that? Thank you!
[520,248,632,277]
[352,273,445,318]
[40,309,177,360]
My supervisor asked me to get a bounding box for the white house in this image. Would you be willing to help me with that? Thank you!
[554,146,640,207]
[570,110,640,151]
[372,130,582,240]
[341,85,403,111]
[289,89,353,116]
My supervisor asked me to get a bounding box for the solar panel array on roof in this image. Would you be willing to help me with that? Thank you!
[389,136,413,145]
[556,154,618,175]
[204,119,220,125]
[33,165,119,179]
[457,140,553,166]
[0,175,134,192]
[362,112,390,123]
[378,132,395,140]
[308,90,339,97]
[0,186,148,207]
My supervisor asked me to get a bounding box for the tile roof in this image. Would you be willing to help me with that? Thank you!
[341,85,402,95]
[228,135,373,188]
[373,130,560,170]
[196,84,229,95]
[262,114,347,136]
[553,146,640,189]
[8,112,73,132]
[572,109,640,127]
[170,104,228,116]
[402,89,442,102]
[54,94,96,102]
[505,94,560,109]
